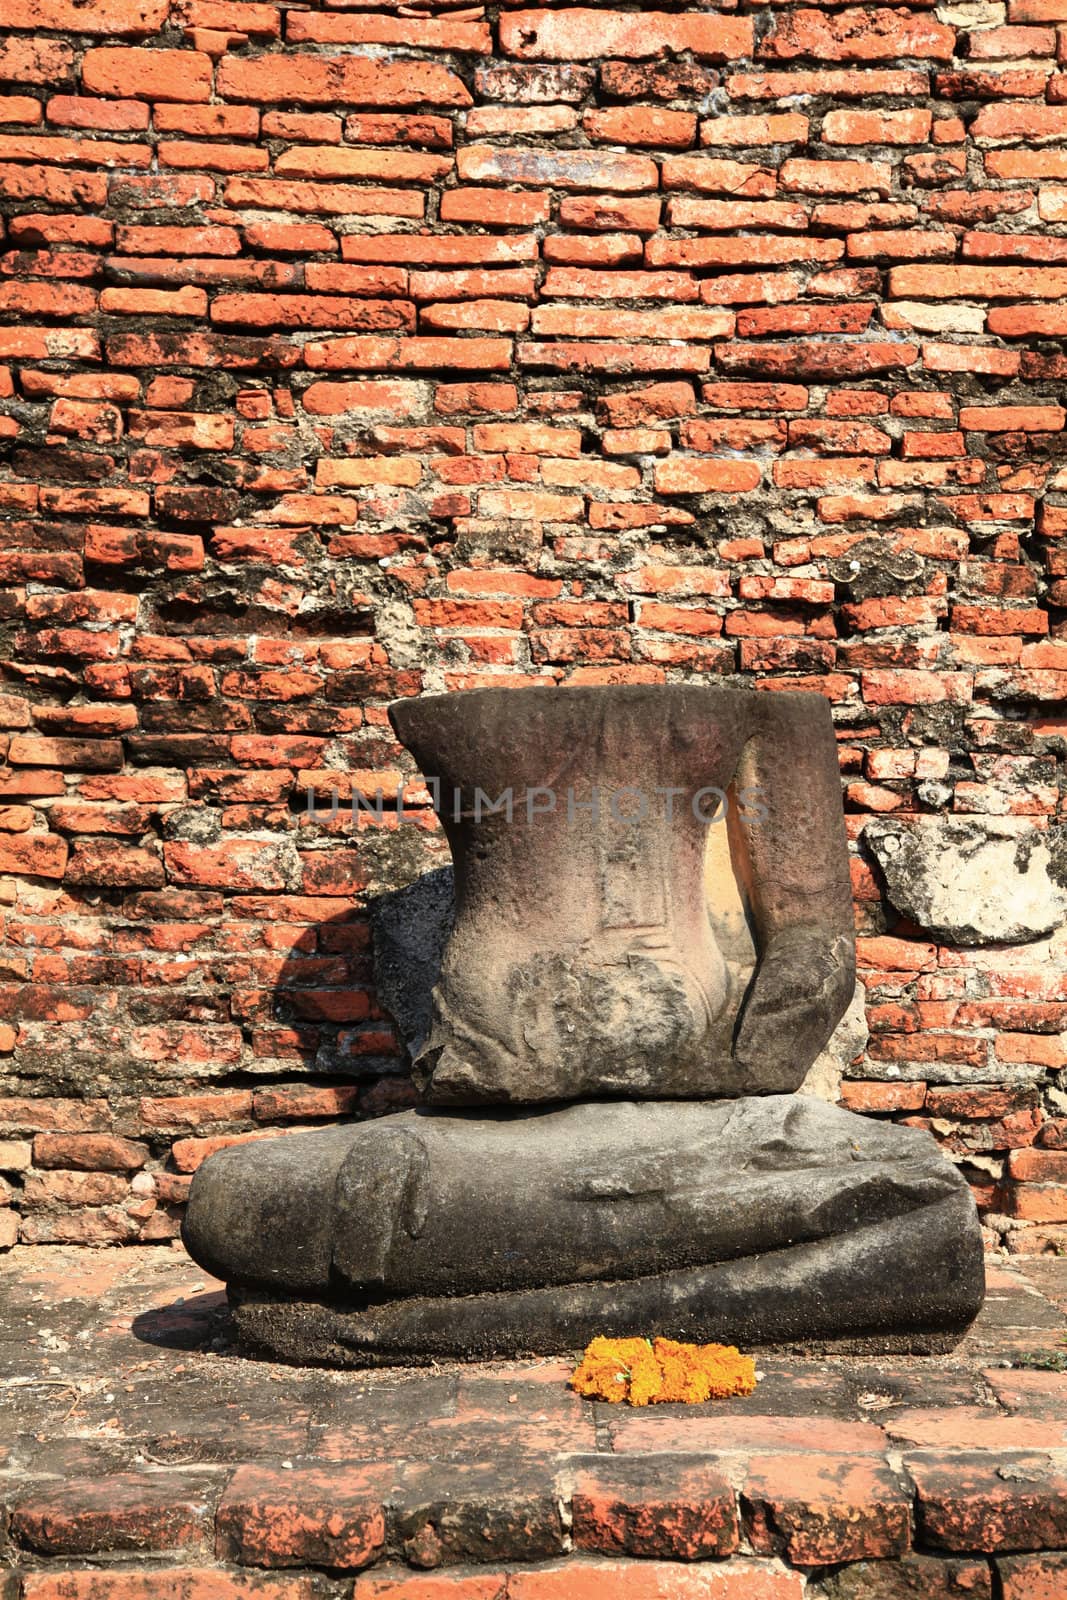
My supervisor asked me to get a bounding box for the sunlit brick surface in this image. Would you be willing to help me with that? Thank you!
[2,2,1067,1247]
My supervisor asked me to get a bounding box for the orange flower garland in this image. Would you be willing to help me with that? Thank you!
[570,1335,758,1406]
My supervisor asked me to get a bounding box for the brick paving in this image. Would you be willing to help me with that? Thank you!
[3,1248,1067,1595]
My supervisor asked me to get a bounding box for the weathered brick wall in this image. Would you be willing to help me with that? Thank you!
[2,0,1067,1253]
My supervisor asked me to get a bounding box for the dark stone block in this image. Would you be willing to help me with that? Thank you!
[184,1098,985,1367]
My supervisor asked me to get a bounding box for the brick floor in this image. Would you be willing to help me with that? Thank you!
[3,1248,1067,1596]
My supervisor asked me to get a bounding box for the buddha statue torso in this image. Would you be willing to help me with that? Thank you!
[389,684,856,1105]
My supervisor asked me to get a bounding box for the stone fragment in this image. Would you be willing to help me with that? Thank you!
[799,980,869,1102]
[865,818,1067,946]
[392,1462,564,1568]
[389,687,856,1105]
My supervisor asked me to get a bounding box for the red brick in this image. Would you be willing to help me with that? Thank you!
[24,1170,129,1206]
[164,840,294,891]
[570,1457,738,1558]
[699,113,810,146]
[910,1452,1067,1551]
[519,342,710,375]
[961,406,1066,432]
[43,96,142,130]
[599,383,697,426]
[533,305,728,341]
[0,1098,109,1134]
[719,342,916,380]
[839,1081,928,1113]
[655,459,762,494]
[973,24,1056,56]
[781,159,891,196]
[305,337,512,373]
[216,1464,386,1569]
[824,108,932,145]
[743,1455,911,1565]
[353,1576,506,1600]
[999,1553,1067,1599]
[155,104,260,137]
[892,264,1067,298]
[974,102,1067,141]
[212,295,412,332]
[217,56,470,106]
[0,36,75,80]
[0,163,107,206]
[13,1473,219,1555]
[67,840,165,888]
[3,0,166,30]
[287,13,489,50]
[1009,1186,1067,1222]
[1009,1148,1067,1180]
[662,156,777,197]
[139,1091,253,1129]
[101,286,207,317]
[861,671,972,706]
[544,267,698,302]
[669,199,808,232]
[410,268,536,302]
[499,9,753,61]
[584,107,696,147]
[857,936,938,972]
[731,68,928,97]
[224,177,422,218]
[458,145,656,193]
[21,1576,315,1599]
[762,8,953,59]
[0,832,68,879]
[543,233,643,266]
[648,237,842,269]
[33,1132,148,1171]
[507,1564,802,1600]
[171,1130,291,1172]
[558,196,662,230]
[82,47,213,100]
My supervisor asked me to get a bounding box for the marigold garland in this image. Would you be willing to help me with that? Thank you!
[570,1334,758,1406]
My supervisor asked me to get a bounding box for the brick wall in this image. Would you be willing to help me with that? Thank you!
[2,0,1067,1253]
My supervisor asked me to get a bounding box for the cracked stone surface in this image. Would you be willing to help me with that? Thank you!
[865,818,1067,947]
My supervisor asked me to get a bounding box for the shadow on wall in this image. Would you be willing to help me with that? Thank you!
[368,865,455,1070]
[264,887,424,1126]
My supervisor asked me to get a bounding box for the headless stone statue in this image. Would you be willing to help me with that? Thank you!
[183,686,985,1364]
[391,686,857,1103]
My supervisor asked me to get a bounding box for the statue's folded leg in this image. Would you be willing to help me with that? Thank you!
[183,1097,985,1368]
[229,1187,983,1367]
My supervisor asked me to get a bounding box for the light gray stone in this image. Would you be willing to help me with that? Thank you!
[865,817,1067,947]
[389,686,857,1104]
[800,979,869,1103]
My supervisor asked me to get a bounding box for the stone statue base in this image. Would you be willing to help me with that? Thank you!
[183,1097,985,1369]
